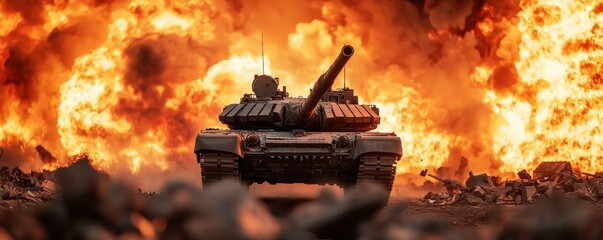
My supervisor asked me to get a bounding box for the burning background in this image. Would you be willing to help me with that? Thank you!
[0,0,602,189]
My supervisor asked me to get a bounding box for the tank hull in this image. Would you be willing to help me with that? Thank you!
[194,129,402,194]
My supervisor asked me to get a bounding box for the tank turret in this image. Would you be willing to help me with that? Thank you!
[218,44,380,131]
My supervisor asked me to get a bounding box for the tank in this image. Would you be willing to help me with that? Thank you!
[194,45,403,198]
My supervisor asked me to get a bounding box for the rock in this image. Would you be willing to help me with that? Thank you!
[513,195,522,205]
[462,193,484,205]
[573,182,589,192]
[3,187,19,200]
[594,185,603,199]
[484,194,498,203]
[423,192,435,200]
[505,180,521,189]
[472,186,486,198]
[466,172,494,189]
[494,186,512,199]
[537,181,554,193]
[0,187,8,199]
[41,180,57,192]
[522,186,537,203]
[572,189,596,202]
[517,169,532,180]
[23,191,42,204]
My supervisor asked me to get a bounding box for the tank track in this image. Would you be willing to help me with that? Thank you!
[199,152,240,187]
[356,154,398,193]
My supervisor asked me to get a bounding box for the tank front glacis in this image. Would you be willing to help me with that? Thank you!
[194,45,403,199]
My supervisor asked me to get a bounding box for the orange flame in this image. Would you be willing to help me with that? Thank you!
[0,0,601,186]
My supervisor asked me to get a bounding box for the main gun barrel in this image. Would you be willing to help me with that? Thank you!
[298,45,354,121]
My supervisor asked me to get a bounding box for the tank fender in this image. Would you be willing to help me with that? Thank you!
[194,133,243,158]
[352,134,403,159]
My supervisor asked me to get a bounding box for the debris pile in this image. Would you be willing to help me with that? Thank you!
[0,159,391,240]
[422,162,603,205]
[1,159,603,239]
[0,166,56,210]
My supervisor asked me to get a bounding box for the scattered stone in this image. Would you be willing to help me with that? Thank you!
[513,195,522,205]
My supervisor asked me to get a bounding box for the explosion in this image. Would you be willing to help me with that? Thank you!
[0,0,602,187]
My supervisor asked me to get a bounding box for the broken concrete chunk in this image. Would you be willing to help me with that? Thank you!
[522,186,537,203]
[484,194,498,203]
[472,186,486,198]
[462,193,484,205]
[537,181,554,193]
[572,189,596,202]
[41,180,57,192]
[573,182,589,192]
[466,172,494,189]
[517,169,532,180]
[594,185,603,199]
[494,186,512,198]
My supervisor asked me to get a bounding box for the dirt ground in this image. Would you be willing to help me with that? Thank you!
[400,200,521,227]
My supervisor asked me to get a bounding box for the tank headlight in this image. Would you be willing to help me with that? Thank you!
[246,134,260,146]
[337,136,350,147]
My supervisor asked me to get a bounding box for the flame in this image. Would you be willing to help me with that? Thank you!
[488,0,603,173]
[0,0,602,186]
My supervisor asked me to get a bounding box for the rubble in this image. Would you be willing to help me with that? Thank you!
[0,159,603,239]
[0,166,55,210]
[422,162,603,206]
[0,159,392,240]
